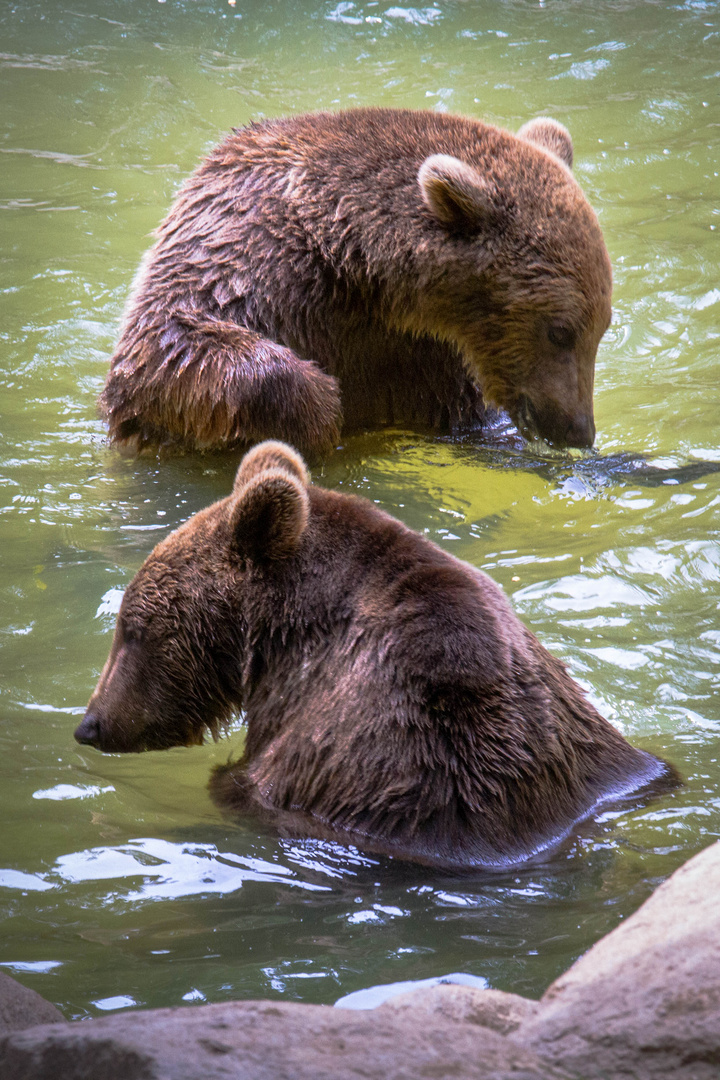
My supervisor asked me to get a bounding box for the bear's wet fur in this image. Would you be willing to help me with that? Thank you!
[75,442,677,870]
[101,108,611,457]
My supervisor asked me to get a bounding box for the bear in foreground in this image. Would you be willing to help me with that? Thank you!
[102,108,612,457]
[75,442,675,870]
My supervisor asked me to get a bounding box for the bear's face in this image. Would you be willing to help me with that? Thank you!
[77,539,233,753]
[75,443,311,754]
[416,120,612,449]
[471,277,610,451]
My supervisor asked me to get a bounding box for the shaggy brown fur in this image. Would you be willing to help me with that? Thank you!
[75,442,675,870]
[101,109,612,456]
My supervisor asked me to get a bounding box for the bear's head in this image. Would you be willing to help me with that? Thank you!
[74,442,310,753]
[416,117,611,449]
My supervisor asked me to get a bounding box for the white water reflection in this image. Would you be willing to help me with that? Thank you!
[586,646,649,671]
[263,962,340,994]
[95,587,124,620]
[282,839,379,878]
[49,837,331,902]
[552,58,610,80]
[335,971,488,1009]
[347,904,407,924]
[33,783,115,801]
[92,994,137,1010]
[514,574,650,613]
[385,7,442,26]
[0,960,61,973]
[326,2,442,28]
[0,870,54,892]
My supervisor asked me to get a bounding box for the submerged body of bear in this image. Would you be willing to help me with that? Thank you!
[102,108,611,457]
[75,442,675,870]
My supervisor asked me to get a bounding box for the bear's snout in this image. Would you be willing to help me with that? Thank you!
[565,412,596,450]
[517,394,595,450]
[74,711,102,747]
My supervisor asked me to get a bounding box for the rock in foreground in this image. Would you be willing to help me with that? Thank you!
[0,973,65,1036]
[520,838,720,1079]
[0,997,568,1080]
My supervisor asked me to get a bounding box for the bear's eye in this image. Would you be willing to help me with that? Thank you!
[121,622,144,646]
[548,324,576,351]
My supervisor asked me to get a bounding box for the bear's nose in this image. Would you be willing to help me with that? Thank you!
[519,396,596,450]
[564,412,595,450]
[74,711,102,746]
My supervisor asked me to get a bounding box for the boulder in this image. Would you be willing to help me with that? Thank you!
[0,998,569,1080]
[519,839,720,1079]
[0,972,64,1035]
[379,983,539,1036]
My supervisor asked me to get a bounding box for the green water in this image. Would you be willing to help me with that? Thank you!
[1,0,719,1021]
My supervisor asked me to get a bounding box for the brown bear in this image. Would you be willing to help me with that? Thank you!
[101,108,612,457]
[75,442,675,870]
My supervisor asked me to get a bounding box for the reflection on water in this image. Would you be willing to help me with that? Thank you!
[1,0,719,1021]
[51,837,332,900]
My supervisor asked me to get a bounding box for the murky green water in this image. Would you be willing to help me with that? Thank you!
[1,0,719,1021]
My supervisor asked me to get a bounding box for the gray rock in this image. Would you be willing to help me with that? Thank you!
[519,839,720,1079]
[379,983,539,1035]
[0,972,65,1035]
[0,997,570,1080]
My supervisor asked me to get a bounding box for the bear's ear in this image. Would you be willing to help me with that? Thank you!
[418,154,499,231]
[233,440,310,494]
[517,117,574,170]
[229,468,309,562]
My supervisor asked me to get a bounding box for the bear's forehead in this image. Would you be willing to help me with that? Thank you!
[122,557,187,613]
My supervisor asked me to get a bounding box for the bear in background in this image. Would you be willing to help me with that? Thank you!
[101,108,612,457]
[75,442,675,870]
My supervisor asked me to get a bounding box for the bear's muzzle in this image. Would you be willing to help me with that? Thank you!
[517,394,595,450]
[74,711,102,747]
